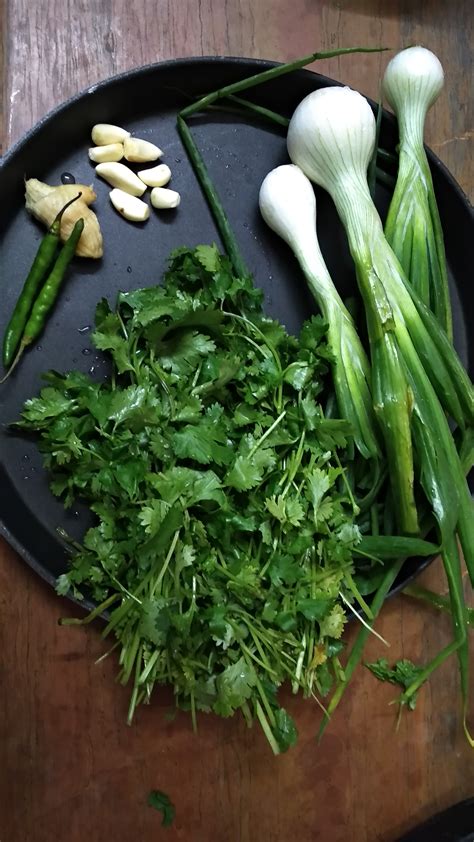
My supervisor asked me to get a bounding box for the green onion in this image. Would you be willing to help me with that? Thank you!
[383,47,452,338]
[259,163,380,461]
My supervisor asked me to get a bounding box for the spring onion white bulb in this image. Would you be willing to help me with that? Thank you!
[259,164,379,460]
[287,83,474,568]
[383,46,444,143]
[383,47,452,338]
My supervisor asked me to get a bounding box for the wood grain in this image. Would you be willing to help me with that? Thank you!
[0,1,472,840]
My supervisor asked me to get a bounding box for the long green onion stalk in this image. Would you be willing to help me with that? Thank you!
[287,87,421,536]
[180,46,388,120]
[383,46,452,338]
[259,163,380,460]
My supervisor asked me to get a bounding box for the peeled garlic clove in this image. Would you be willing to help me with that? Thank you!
[150,187,181,209]
[138,163,172,187]
[88,143,124,163]
[24,178,103,259]
[123,136,163,163]
[109,188,150,222]
[95,162,146,197]
[91,123,130,145]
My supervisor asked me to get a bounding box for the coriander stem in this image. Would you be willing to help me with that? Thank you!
[152,529,181,595]
[248,410,286,458]
[344,571,374,620]
[239,638,279,677]
[59,592,119,625]
[255,700,280,755]
[139,649,160,685]
[318,558,404,741]
[339,592,389,646]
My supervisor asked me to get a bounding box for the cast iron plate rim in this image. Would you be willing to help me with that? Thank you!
[2,54,472,211]
[0,54,468,610]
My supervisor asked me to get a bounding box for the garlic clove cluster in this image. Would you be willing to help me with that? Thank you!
[89,123,163,166]
[89,122,181,222]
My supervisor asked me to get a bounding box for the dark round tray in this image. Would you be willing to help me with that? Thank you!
[0,57,472,606]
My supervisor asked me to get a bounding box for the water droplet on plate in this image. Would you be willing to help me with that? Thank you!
[126,266,132,273]
[61,172,76,185]
[78,325,90,334]
[22,454,30,462]
[36,345,42,351]
[82,348,91,356]
[89,365,96,374]
[175,157,181,163]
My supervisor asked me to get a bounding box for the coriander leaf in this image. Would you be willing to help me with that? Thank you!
[297,598,334,622]
[299,315,328,349]
[195,243,220,272]
[285,496,305,526]
[92,313,134,374]
[137,504,184,564]
[268,554,301,587]
[19,388,76,425]
[147,790,175,828]
[191,471,226,506]
[171,424,232,466]
[319,604,346,639]
[214,656,257,717]
[139,500,171,535]
[283,361,312,390]
[226,446,275,491]
[108,386,150,427]
[56,573,71,596]
[265,495,287,523]
[173,395,204,422]
[273,708,298,753]
[156,329,216,376]
[275,612,298,632]
[316,661,334,697]
[365,658,425,710]
[139,598,172,646]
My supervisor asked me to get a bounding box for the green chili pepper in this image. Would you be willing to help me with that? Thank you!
[1,217,84,383]
[2,192,82,368]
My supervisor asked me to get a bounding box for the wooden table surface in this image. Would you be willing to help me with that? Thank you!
[0,2,472,840]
